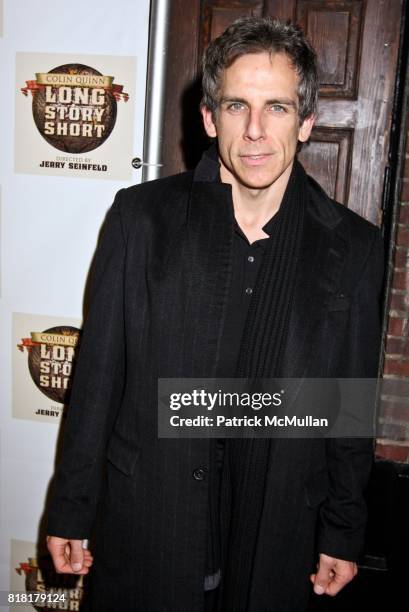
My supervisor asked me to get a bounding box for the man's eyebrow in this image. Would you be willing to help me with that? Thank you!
[266,97,298,109]
[219,96,248,105]
[219,96,298,109]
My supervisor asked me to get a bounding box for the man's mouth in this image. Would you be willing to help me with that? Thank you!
[241,154,271,158]
[239,153,273,165]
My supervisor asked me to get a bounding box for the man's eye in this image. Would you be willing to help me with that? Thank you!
[228,102,245,112]
[269,104,286,113]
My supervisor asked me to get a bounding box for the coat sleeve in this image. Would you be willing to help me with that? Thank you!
[47,189,127,539]
[317,227,385,561]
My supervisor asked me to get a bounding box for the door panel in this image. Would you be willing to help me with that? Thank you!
[299,127,353,202]
[200,1,263,52]
[297,0,364,98]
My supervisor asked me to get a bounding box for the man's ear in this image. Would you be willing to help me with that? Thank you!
[201,105,218,138]
[298,113,315,143]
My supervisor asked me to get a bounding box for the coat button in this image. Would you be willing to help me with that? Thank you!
[193,468,206,481]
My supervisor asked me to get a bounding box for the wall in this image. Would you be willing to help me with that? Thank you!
[377,70,409,463]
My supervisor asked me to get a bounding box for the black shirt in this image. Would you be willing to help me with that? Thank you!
[216,215,278,377]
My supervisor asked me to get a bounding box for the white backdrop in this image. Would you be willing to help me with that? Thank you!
[0,0,151,604]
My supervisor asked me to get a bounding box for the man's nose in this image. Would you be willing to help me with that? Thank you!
[244,109,266,141]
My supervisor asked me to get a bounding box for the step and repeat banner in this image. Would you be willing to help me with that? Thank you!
[0,1,151,608]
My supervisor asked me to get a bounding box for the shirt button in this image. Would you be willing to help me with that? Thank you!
[248,256,255,263]
[245,287,253,295]
[192,468,206,481]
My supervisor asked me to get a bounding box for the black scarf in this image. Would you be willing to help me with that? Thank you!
[219,159,307,611]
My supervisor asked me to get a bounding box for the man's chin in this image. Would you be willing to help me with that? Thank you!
[234,172,280,191]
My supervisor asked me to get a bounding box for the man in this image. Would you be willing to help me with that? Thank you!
[47,17,384,612]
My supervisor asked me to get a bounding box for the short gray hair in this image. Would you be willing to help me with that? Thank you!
[201,16,318,123]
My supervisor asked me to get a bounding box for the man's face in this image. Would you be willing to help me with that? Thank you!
[201,52,315,192]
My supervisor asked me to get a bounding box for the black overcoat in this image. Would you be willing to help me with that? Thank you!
[47,153,384,612]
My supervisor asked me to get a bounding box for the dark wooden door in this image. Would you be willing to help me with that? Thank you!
[162,0,403,225]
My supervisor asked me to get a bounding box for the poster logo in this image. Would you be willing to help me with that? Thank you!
[15,53,136,180]
[21,63,129,153]
[13,313,81,422]
[17,326,80,405]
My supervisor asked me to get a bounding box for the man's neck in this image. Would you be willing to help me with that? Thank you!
[220,162,293,244]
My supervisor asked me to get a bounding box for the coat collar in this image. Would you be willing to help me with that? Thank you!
[193,142,221,182]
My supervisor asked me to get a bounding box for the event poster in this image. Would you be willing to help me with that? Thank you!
[15,52,136,180]
[12,312,81,423]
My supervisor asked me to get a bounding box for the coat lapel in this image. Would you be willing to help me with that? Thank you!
[181,179,235,377]
[280,178,348,380]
